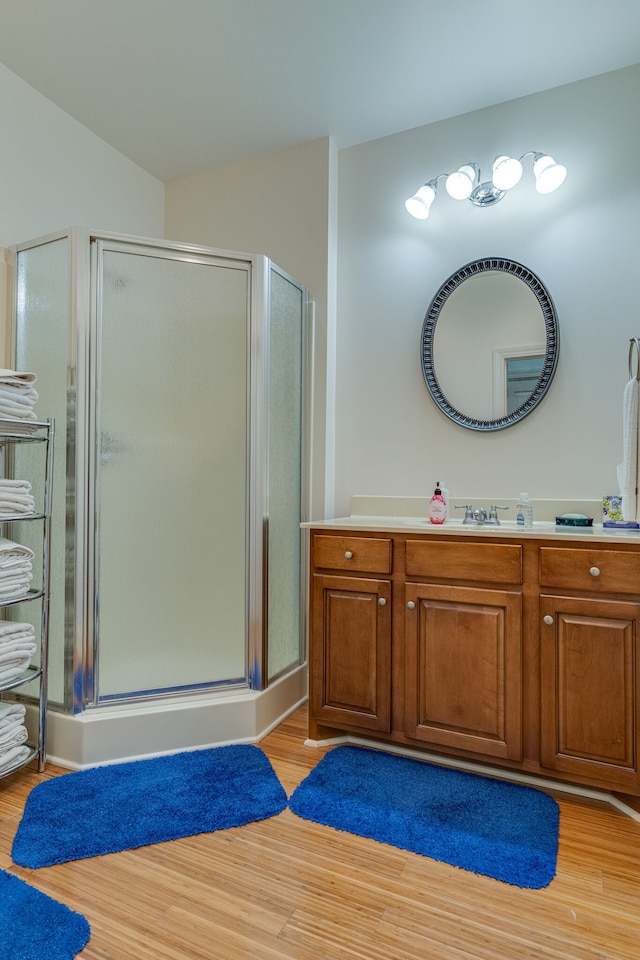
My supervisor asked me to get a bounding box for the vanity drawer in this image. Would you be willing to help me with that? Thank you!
[312,534,393,574]
[539,547,640,595]
[405,540,522,584]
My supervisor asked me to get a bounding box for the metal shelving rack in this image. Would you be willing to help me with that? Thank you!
[0,417,54,776]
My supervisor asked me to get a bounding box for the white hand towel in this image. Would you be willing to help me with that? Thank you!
[0,643,36,665]
[0,583,33,602]
[0,407,37,422]
[0,621,35,640]
[0,501,36,516]
[0,723,28,748]
[0,538,35,560]
[0,369,37,383]
[0,562,33,579]
[0,479,32,492]
[0,720,27,738]
[0,702,27,730]
[0,699,26,718]
[617,377,640,522]
[0,744,31,773]
[0,387,39,406]
[0,638,37,657]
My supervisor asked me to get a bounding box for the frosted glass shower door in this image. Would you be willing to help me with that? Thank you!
[93,243,251,700]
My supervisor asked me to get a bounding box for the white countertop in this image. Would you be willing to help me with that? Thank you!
[302,515,640,544]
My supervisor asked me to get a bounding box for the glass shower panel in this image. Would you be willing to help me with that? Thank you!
[94,246,250,699]
[266,268,305,681]
[12,236,70,706]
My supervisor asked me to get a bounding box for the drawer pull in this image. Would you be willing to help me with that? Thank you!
[407,601,416,610]
[344,550,353,559]
[378,597,387,606]
[543,615,554,625]
[589,566,601,577]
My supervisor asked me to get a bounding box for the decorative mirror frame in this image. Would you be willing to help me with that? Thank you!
[420,257,559,431]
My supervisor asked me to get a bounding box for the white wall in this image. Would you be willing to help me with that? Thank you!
[165,137,337,520]
[0,63,164,363]
[335,65,640,515]
[0,63,164,249]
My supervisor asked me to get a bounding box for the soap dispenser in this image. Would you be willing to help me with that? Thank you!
[429,482,447,525]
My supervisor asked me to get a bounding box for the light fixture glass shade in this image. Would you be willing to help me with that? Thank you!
[492,155,523,190]
[405,183,436,219]
[445,164,476,200]
[533,154,567,194]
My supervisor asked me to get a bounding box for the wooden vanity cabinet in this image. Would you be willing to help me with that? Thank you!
[404,540,524,761]
[307,528,640,797]
[539,547,640,793]
[310,535,392,732]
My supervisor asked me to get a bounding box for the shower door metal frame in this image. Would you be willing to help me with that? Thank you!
[8,228,89,713]
[9,229,308,713]
[86,234,262,707]
[258,262,309,687]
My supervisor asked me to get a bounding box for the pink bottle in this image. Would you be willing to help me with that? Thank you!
[428,481,447,525]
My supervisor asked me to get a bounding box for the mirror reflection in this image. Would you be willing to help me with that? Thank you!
[421,258,558,431]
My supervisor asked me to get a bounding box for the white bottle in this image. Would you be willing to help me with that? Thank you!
[516,492,533,530]
[440,482,450,521]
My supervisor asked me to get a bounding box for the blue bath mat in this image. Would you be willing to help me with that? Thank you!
[289,745,559,888]
[0,869,90,959]
[12,744,287,868]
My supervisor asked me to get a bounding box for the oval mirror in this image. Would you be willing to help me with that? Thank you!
[420,257,558,431]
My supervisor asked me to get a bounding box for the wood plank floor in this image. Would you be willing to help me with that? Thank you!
[1,703,639,960]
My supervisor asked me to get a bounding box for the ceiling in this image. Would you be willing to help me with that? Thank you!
[1,0,639,183]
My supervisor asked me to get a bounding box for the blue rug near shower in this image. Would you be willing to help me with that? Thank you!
[0,869,90,959]
[12,744,287,868]
[288,745,559,888]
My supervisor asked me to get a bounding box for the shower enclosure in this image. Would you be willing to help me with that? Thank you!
[9,229,308,765]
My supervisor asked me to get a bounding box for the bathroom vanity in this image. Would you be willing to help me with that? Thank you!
[305,515,640,803]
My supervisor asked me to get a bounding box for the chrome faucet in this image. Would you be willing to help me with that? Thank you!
[455,503,509,525]
[486,504,509,525]
[455,504,475,524]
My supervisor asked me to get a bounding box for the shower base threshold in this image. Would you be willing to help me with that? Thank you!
[29,664,307,769]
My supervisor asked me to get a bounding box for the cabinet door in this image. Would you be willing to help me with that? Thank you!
[310,574,391,732]
[405,582,522,760]
[540,594,640,792]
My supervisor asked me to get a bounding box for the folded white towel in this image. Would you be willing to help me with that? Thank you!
[0,501,36,517]
[0,642,36,663]
[0,386,39,406]
[0,723,28,748]
[0,621,35,640]
[0,584,32,597]
[0,370,38,390]
[0,489,35,503]
[0,744,31,773]
[0,538,35,561]
[0,702,27,731]
[0,637,37,655]
[0,407,37,422]
[0,479,32,492]
[0,561,33,579]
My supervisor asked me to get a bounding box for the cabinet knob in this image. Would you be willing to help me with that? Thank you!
[378,597,386,606]
[344,550,353,559]
[407,601,416,610]
[543,615,554,625]
[589,566,600,577]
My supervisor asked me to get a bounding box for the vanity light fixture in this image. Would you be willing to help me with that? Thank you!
[405,151,566,220]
